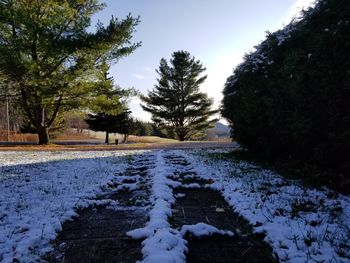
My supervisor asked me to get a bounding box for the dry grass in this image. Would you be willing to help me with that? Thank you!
[127,135,178,144]
[55,132,96,141]
[207,137,232,142]
[0,129,234,150]
[0,141,238,151]
[89,131,178,144]
[0,130,38,142]
[0,130,96,142]
[88,131,120,141]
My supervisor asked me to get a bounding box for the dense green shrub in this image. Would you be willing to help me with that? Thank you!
[222,0,350,176]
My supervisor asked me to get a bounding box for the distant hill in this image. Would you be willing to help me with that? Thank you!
[207,122,231,138]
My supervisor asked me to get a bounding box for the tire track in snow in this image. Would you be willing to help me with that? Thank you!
[166,151,276,263]
[46,152,156,263]
[128,150,276,263]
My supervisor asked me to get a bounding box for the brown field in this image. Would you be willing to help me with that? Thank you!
[0,129,236,151]
[0,130,38,142]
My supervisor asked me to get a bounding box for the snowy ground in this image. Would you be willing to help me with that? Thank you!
[188,150,350,263]
[127,150,350,263]
[1,149,349,263]
[0,150,146,263]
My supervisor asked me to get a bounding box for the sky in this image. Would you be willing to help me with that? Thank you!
[92,0,315,122]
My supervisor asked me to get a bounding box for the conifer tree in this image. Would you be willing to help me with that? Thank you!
[0,0,140,144]
[85,110,131,144]
[141,51,218,141]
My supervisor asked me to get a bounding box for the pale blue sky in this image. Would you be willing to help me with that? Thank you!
[92,0,314,121]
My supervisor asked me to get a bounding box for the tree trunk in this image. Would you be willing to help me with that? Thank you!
[123,134,128,143]
[37,126,49,145]
[178,133,185,141]
[105,132,109,144]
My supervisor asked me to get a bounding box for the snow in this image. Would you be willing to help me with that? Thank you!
[127,151,237,263]
[188,150,350,263]
[274,22,297,46]
[116,183,139,191]
[181,223,234,237]
[1,149,349,262]
[174,193,186,198]
[127,151,187,263]
[0,150,145,263]
[179,182,201,188]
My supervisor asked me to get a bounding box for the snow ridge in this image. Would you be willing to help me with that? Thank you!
[180,223,234,237]
[127,151,187,263]
[128,150,239,263]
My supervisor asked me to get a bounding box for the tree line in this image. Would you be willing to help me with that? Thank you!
[0,0,140,144]
[0,1,217,144]
[222,0,350,184]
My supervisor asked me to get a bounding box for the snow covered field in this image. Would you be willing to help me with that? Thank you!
[0,150,145,263]
[0,149,349,263]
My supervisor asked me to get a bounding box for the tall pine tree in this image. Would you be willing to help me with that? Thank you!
[141,51,218,141]
[0,0,140,144]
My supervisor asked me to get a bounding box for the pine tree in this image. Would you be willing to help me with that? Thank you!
[0,0,140,144]
[85,61,137,143]
[86,61,136,116]
[141,51,218,141]
[85,110,131,144]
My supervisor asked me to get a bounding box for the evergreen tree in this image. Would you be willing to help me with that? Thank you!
[141,51,218,141]
[132,120,153,136]
[0,0,140,144]
[221,0,350,189]
[85,110,131,144]
[86,61,136,116]
[118,117,138,142]
[85,61,137,143]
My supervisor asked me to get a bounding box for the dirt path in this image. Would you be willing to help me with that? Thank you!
[46,150,276,262]
[164,153,276,262]
[45,153,155,262]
